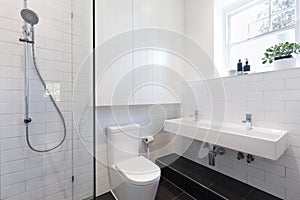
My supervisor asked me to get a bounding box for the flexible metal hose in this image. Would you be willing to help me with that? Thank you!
[25,27,67,153]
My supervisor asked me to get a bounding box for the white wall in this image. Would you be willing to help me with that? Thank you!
[0,0,74,199]
[96,0,185,106]
[95,0,186,195]
[183,0,215,80]
[185,0,214,59]
[95,0,217,196]
[178,68,300,200]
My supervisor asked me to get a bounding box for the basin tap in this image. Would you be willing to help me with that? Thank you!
[242,114,252,130]
[190,110,199,121]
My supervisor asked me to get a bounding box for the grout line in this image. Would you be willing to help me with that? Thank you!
[243,187,255,200]
[171,192,184,200]
[171,192,196,200]
[162,178,196,200]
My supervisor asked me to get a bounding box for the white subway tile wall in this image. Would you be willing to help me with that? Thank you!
[178,68,300,200]
[0,0,93,199]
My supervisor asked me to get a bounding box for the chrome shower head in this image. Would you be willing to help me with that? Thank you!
[21,8,39,25]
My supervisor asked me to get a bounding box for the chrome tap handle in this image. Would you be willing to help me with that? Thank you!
[242,113,252,130]
[242,114,252,123]
[190,110,199,121]
[246,114,252,121]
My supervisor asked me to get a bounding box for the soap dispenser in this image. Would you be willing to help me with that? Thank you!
[244,59,251,73]
[237,59,243,75]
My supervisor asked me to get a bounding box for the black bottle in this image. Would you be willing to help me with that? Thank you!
[244,59,251,73]
[237,59,243,75]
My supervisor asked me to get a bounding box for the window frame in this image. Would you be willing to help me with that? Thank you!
[224,0,300,68]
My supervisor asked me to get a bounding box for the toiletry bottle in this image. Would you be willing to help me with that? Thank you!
[244,58,251,73]
[237,59,243,75]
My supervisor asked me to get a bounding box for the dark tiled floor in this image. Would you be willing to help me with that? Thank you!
[96,192,115,200]
[156,154,283,200]
[245,189,282,200]
[169,156,201,174]
[186,164,223,188]
[208,175,253,200]
[96,154,282,200]
[156,179,195,200]
[157,153,181,166]
[96,178,195,200]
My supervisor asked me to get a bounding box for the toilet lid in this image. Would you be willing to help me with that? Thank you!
[115,156,161,186]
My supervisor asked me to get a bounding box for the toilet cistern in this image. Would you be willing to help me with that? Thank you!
[242,113,252,130]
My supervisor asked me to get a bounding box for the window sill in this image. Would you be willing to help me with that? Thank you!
[217,66,300,79]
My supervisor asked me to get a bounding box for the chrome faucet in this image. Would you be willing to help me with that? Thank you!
[242,113,252,130]
[190,110,199,121]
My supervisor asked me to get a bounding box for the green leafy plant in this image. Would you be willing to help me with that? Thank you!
[262,42,300,64]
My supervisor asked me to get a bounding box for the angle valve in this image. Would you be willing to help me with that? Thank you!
[246,154,254,163]
[24,118,32,124]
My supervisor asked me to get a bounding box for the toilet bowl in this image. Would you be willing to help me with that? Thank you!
[107,124,161,200]
[110,156,160,200]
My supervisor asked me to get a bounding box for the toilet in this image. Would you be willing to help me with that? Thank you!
[107,124,161,200]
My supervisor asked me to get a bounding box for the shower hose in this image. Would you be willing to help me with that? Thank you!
[25,34,66,153]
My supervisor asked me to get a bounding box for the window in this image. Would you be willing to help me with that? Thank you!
[226,0,298,72]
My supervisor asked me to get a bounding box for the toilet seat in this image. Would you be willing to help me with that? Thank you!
[115,156,161,186]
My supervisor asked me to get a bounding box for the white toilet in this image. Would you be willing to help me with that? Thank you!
[107,124,161,200]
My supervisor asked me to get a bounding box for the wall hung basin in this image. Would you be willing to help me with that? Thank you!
[164,117,288,160]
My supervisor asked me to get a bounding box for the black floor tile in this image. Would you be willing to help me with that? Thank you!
[96,192,115,200]
[184,178,206,200]
[169,157,201,174]
[245,188,282,200]
[157,153,181,166]
[160,177,167,183]
[208,176,253,200]
[155,181,183,200]
[156,160,168,178]
[167,167,186,190]
[186,165,224,188]
[206,190,227,200]
[174,193,196,200]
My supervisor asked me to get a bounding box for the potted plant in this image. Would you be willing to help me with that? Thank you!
[262,42,300,69]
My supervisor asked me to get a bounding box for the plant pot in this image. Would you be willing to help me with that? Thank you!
[273,57,296,70]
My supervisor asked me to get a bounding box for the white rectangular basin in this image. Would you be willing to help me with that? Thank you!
[164,117,288,160]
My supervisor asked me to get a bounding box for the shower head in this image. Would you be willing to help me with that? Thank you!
[20,9,39,25]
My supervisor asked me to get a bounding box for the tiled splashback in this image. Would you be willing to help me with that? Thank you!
[178,68,300,200]
[95,104,181,195]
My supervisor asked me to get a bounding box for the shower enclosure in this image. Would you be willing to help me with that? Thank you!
[0,0,95,199]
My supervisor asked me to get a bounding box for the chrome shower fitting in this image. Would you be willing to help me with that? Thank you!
[21,8,39,25]
[19,8,39,44]
[20,7,66,153]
